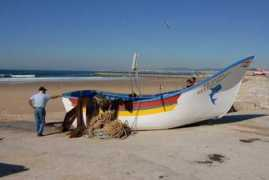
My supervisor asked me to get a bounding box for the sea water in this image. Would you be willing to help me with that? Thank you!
[0,69,125,84]
[0,69,217,84]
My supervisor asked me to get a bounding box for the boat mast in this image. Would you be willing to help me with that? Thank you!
[130,52,141,95]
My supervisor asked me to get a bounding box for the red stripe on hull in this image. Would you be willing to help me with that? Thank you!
[68,95,180,111]
[70,97,78,106]
[119,95,179,110]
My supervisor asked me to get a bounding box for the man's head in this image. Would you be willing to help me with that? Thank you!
[38,86,47,93]
[192,77,196,82]
[186,79,193,88]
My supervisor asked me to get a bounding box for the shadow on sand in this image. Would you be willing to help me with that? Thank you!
[0,121,34,132]
[44,121,64,136]
[1,114,267,134]
[179,114,267,129]
[0,162,28,177]
[0,121,63,136]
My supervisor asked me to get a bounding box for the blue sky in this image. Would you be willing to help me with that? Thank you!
[0,0,268,70]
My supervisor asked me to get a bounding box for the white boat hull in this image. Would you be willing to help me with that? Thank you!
[62,56,254,130]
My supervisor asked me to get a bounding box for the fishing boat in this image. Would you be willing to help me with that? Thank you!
[62,56,255,130]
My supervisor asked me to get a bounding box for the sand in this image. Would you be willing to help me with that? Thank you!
[234,75,269,110]
[0,77,187,121]
[1,76,269,180]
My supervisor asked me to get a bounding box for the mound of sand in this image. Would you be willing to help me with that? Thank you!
[234,75,269,111]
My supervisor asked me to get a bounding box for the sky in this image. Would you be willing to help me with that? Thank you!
[0,0,268,70]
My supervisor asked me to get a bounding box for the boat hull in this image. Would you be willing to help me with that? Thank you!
[62,56,254,130]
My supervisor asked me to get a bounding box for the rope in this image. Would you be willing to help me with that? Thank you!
[64,95,132,139]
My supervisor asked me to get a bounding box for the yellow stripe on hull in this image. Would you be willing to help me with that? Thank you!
[118,104,177,116]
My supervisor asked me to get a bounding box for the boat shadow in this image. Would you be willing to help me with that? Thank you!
[178,114,267,129]
[0,121,64,136]
[44,121,64,136]
[0,121,34,132]
[0,162,29,177]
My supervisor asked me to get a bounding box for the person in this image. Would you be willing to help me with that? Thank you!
[28,86,61,136]
[191,77,197,84]
[186,79,193,88]
[185,76,197,88]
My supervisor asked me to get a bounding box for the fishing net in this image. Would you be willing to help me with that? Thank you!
[103,120,131,139]
[63,95,132,139]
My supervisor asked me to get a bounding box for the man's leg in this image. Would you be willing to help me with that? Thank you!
[38,108,46,135]
[34,108,40,135]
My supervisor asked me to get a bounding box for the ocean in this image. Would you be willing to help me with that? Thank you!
[0,69,124,84]
[0,69,96,78]
[0,69,217,84]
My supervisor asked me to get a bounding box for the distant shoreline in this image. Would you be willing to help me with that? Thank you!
[0,68,218,79]
[0,76,128,84]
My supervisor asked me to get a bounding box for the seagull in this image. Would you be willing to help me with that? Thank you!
[164,20,171,29]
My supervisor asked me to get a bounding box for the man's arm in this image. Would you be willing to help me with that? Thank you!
[50,94,62,99]
[28,99,35,109]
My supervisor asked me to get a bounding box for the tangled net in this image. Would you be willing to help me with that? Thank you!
[103,120,131,139]
[63,95,132,139]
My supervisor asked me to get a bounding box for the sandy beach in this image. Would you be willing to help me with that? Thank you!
[1,76,269,180]
[0,77,187,122]
[1,0,269,178]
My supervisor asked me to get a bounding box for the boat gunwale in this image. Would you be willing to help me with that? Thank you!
[63,56,255,102]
